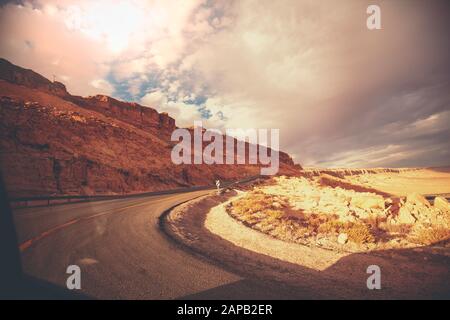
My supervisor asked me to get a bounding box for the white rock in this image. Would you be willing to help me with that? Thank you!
[272,202,282,209]
[406,192,430,208]
[434,196,450,212]
[337,233,348,244]
[397,206,417,224]
[340,215,356,223]
[350,194,385,210]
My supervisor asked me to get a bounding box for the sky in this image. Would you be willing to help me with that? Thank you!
[0,0,449,168]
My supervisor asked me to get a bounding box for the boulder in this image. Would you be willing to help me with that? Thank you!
[406,192,430,208]
[337,233,348,244]
[272,201,282,209]
[397,206,417,224]
[340,214,356,223]
[350,194,385,210]
[301,199,318,210]
[434,197,450,212]
[354,208,370,219]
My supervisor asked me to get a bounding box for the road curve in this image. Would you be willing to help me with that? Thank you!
[14,189,334,299]
[13,189,450,299]
[14,190,253,299]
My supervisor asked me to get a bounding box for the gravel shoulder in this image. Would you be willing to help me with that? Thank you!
[205,196,348,271]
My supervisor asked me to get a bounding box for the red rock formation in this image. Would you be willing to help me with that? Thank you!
[0,58,69,97]
[67,94,176,137]
[0,58,300,197]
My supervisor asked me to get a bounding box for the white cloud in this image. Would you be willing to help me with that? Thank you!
[90,79,114,95]
[140,91,167,106]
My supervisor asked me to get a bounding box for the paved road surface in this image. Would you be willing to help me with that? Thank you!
[13,189,450,299]
[14,190,255,299]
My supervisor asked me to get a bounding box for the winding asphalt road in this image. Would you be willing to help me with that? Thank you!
[13,190,254,299]
[12,189,450,299]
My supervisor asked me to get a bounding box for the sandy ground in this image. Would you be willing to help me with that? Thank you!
[205,198,349,271]
[345,168,450,196]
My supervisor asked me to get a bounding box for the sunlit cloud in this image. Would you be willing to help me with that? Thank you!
[0,0,448,167]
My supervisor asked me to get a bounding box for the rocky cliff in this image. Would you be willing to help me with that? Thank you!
[0,58,69,98]
[0,58,299,197]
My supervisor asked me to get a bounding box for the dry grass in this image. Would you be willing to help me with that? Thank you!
[232,192,283,215]
[379,221,412,234]
[227,176,450,251]
[317,220,346,234]
[265,209,284,219]
[345,223,376,244]
[230,191,379,246]
[317,220,375,244]
[411,226,450,246]
[230,192,287,228]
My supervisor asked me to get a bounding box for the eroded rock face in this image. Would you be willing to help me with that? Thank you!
[67,95,176,138]
[0,58,69,97]
[302,167,421,177]
[0,59,300,197]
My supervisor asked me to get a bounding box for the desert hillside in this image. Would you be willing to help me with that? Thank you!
[0,58,299,197]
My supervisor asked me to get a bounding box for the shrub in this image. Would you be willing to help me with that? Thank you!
[264,209,284,219]
[411,226,450,245]
[345,223,375,244]
[232,192,286,218]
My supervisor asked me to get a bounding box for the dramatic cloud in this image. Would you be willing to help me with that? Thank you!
[1,0,449,167]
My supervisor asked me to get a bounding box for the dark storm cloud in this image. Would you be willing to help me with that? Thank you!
[282,0,450,167]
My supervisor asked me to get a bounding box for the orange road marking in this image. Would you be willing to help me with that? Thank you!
[18,198,165,252]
